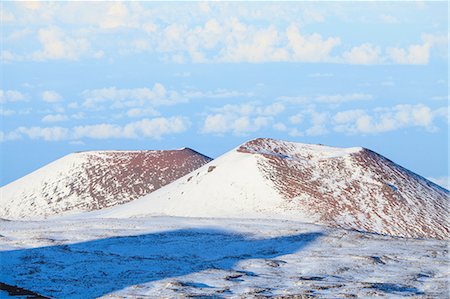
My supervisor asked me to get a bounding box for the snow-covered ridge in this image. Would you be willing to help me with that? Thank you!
[238,138,362,160]
[0,149,211,220]
[96,138,448,240]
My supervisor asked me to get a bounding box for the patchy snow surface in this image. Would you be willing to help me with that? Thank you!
[0,216,448,298]
[94,138,449,240]
[0,149,211,220]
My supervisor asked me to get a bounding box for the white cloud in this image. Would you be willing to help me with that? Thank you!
[289,114,303,125]
[202,102,282,135]
[7,29,33,42]
[278,93,372,105]
[31,27,94,61]
[387,43,431,65]
[202,114,228,134]
[2,117,189,142]
[273,122,287,131]
[315,93,373,104]
[289,128,304,137]
[19,2,42,10]
[153,19,341,63]
[216,22,289,63]
[99,2,132,29]
[74,84,255,115]
[42,90,62,102]
[1,3,445,65]
[259,102,285,116]
[305,111,329,136]
[0,131,21,142]
[277,95,308,104]
[433,107,449,124]
[15,126,70,141]
[42,114,69,123]
[342,43,382,65]
[82,83,184,109]
[0,108,15,116]
[421,33,448,47]
[74,117,189,139]
[333,104,446,134]
[126,107,160,118]
[286,24,341,62]
[0,90,26,103]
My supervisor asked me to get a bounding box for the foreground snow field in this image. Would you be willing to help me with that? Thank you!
[0,216,448,298]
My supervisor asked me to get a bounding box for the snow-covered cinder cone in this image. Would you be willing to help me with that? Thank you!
[0,149,211,220]
[100,138,449,240]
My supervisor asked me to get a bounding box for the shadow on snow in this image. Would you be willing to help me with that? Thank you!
[0,228,322,298]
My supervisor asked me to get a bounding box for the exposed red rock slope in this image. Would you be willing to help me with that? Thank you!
[239,138,449,239]
[0,149,211,219]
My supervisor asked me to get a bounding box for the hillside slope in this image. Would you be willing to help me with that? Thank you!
[0,149,211,220]
[99,138,449,240]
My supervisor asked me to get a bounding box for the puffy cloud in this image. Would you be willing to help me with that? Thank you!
[342,43,382,65]
[202,114,228,134]
[278,104,447,137]
[333,104,446,134]
[73,117,189,139]
[387,43,431,65]
[126,107,160,118]
[42,90,62,102]
[289,114,303,125]
[15,126,70,141]
[217,22,289,63]
[1,2,445,65]
[7,29,33,42]
[277,95,308,104]
[202,102,283,135]
[259,102,285,116]
[2,117,189,142]
[0,108,15,116]
[273,122,288,132]
[286,24,341,62]
[41,114,69,123]
[99,2,132,29]
[0,90,26,103]
[305,111,329,136]
[152,18,341,63]
[31,27,93,61]
[82,83,184,109]
[0,131,21,142]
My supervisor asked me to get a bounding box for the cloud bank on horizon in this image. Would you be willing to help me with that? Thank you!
[1,1,448,186]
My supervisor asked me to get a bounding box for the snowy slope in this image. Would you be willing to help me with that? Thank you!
[98,138,449,240]
[0,149,211,220]
[0,216,448,298]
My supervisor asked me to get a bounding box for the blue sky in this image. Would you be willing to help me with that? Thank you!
[1,1,448,188]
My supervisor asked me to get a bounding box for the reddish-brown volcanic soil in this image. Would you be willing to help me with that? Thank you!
[0,148,211,219]
[238,138,449,240]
